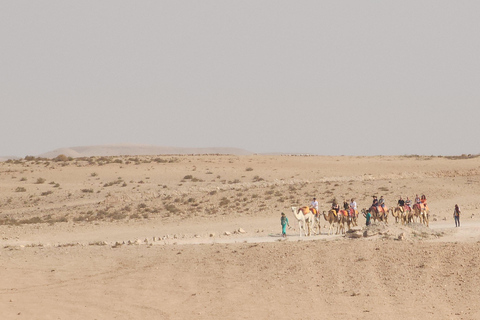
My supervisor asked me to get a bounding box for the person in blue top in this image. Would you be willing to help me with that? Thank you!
[363,209,372,226]
[281,212,290,237]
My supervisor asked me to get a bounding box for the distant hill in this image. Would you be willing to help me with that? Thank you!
[38,144,253,158]
[0,156,21,162]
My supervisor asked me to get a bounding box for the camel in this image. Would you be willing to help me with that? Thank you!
[404,208,414,225]
[336,210,349,234]
[420,207,430,227]
[291,206,314,236]
[312,213,322,235]
[392,206,403,223]
[369,206,389,224]
[322,209,337,235]
[347,209,359,227]
[413,204,422,223]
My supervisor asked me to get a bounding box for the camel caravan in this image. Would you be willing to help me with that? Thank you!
[290,194,430,237]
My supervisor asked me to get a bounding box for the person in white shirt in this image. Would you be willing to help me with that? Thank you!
[310,197,319,214]
[349,198,357,218]
[350,198,357,211]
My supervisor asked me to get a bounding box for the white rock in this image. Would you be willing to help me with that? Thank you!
[224,231,231,236]
[238,228,246,234]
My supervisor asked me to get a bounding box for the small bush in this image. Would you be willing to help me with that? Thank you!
[219,197,230,206]
[35,178,46,184]
[15,187,26,192]
[54,154,69,162]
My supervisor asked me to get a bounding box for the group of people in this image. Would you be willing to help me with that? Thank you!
[280,195,462,236]
[329,198,357,216]
[396,194,427,212]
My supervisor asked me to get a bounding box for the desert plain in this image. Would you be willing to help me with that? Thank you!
[1,154,480,319]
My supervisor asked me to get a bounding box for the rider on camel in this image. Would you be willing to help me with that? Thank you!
[414,194,421,210]
[421,194,427,210]
[310,197,319,216]
[331,200,340,216]
[405,197,412,212]
[378,196,385,213]
[397,196,405,213]
[349,198,357,217]
[372,196,378,207]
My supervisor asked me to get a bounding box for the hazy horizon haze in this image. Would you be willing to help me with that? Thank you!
[2,1,479,157]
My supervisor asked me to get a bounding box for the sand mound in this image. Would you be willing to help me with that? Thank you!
[346,222,444,241]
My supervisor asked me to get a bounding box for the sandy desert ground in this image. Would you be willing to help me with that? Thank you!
[1,154,480,319]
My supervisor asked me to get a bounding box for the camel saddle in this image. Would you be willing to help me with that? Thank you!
[339,210,348,217]
[300,206,315,215]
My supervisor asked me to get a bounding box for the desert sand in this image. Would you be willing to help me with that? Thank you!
[1,154,480,319]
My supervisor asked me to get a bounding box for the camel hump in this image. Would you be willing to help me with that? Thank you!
[300,207,310,215]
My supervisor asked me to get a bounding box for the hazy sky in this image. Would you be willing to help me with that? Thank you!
[2,1,479,157]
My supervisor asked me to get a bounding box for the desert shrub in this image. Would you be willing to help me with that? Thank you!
[184,175,193,180]
[209,190,217,196]
[81,189,94,193]
[219,197,230,206]
[20,177,27,181]
[165,204,180,213]
[129,213,141,219]
[41,191,53,196]
[18,217,42,224]
[246,167,253,171]
[54,154,69,162]
[103,179,123,187]
[138,203,147,209]
[91,172,98,177]
[15,187,26,192]
[35,178,46,184]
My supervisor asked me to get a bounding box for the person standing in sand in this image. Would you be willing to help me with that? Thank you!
[281,212,290,237]
[454,204,461,227]
[363,209,371,227]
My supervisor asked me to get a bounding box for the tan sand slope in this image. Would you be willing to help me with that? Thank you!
[1,154,480,319]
